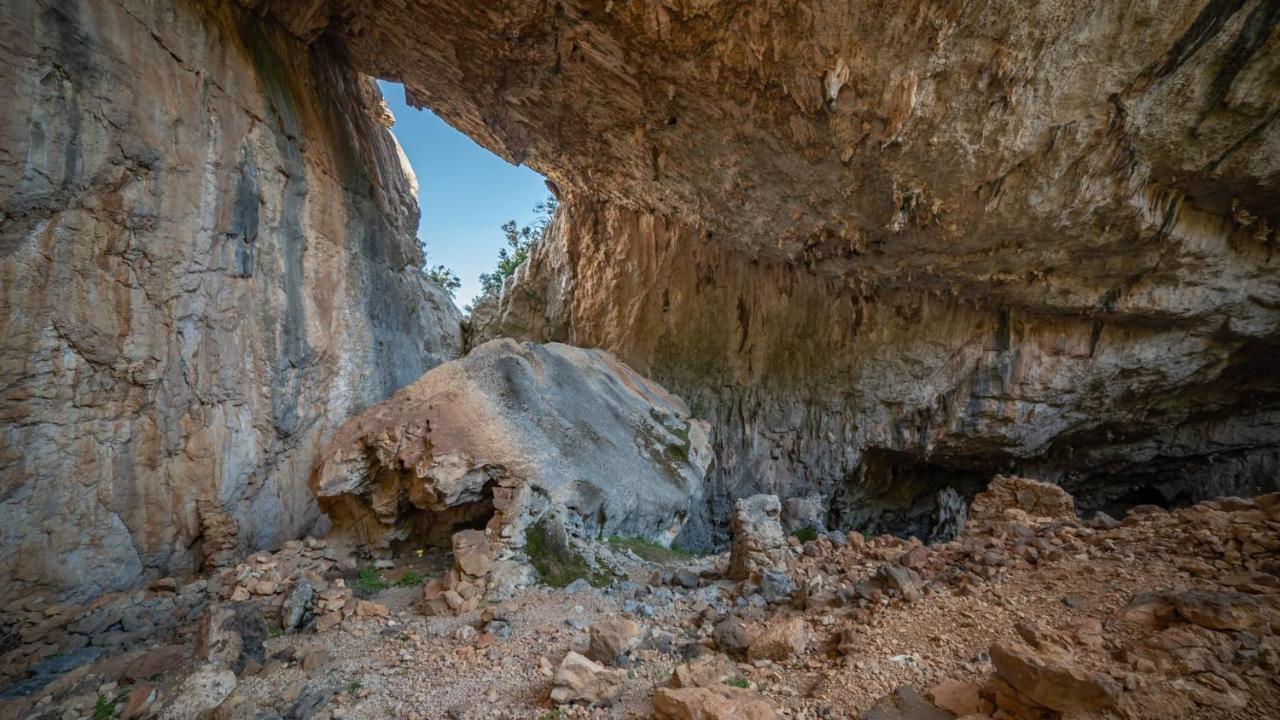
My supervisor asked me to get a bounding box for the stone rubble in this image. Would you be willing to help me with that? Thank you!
[2,479,1278,719]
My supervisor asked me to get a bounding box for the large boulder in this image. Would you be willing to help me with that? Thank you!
[312,339,714,552]
[990,641,1121,714]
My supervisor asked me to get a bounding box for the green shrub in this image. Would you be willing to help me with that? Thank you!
[395,570,423,588]
[475,196,558,299]
[425,265,461,298]
[93,696,121,720]
[792,526,819,543]
[354,567,389,595]
[725,677,750,689]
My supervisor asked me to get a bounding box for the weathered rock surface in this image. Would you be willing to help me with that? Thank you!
[0,0,462,604]
[746,616,810,661]
[967,475,1077,532]
[728,495,790,581]
[158,664,236,720]
[653,685,780,720]
[6,0,1280,617]
[587,619,644,666]
[990,640,1122,713]
[311,339,714,551]
[549,651,624,706]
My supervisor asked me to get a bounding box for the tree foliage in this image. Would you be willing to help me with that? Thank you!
[477,195,558,297]
[425,264,461,298]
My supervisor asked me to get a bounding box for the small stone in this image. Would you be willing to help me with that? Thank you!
[355,600,389,618]
[928,678,989,716]
[564,578,593,594]
[673,568,701,589]
[549,651,625,706]
[653,685,779,719]
[149,578,178,592]
[759,568,796,604]
[160,665,236,720]
[300,648,329,672]
[712,617,760,655]
[746,616,809,661]
[316,611,342,632]
[587,619,644,665]
[861,686,952,720]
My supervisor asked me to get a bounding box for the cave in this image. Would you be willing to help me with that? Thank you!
[1098,485,1191,519]
[828,448,992,541]
[3,0,1280,716]
[3,0,1279,617]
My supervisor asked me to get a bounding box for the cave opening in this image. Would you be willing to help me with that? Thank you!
[827,447,993,542]
[321,452,500,563]
[1096,484,1188,519]
[375,80,553,312]
[391,484,498,557]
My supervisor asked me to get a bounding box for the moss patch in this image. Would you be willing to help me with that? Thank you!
[394,570,423,587]
[94,696,121,720]
[525,521,611,588]
[792,526,819,543]
[606,535,694,564]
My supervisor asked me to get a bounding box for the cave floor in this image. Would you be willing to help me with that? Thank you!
[2,494,1277,720]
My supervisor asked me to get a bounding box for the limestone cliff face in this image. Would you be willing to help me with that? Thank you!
[476,195,1280,545]
[0,0,462,602]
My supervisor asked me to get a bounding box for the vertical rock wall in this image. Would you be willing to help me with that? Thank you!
[0,0,462,603]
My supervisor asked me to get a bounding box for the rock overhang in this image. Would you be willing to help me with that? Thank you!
[243,0,1278,309]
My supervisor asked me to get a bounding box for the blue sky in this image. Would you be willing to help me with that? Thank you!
[378,81,549,307]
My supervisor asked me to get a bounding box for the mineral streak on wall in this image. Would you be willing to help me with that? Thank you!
[0,0,462,603]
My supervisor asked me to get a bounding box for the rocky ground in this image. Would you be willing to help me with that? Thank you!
[1,477,1277,720]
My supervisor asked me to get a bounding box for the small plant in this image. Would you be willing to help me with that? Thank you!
[538,710,564,720]
[792,526,819,543]
[725,677,751,689]
[93,695,121,720]
[347,679,363,694]
[605,535,695,564]
[395,570,423,588]
[354,567,389,595]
